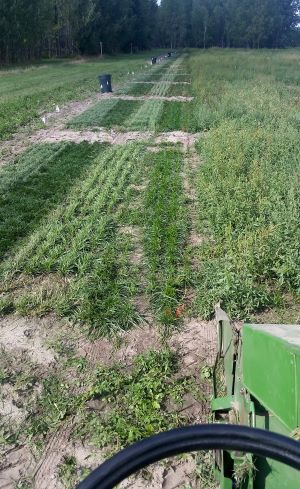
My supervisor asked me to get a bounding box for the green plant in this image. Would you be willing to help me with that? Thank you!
[1,144,145,335]
[0,142,104,258]
[58,456,78,489]
[68,99,142,129]
[142,147,189,326]
[0,52,164,140]
[76,350,198,451]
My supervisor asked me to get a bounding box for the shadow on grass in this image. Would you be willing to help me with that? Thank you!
[0,142,105,259]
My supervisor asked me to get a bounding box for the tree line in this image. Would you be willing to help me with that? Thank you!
[0,0,299,64]
[158,0,300,49]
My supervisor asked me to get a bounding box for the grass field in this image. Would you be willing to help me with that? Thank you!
[0,48,300,488]
[0,51,163,141]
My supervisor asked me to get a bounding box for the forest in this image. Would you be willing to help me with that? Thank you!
[0,0,300,63]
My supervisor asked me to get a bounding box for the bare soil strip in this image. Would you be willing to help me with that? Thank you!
[27,128,201,147]
[0,93,103,167]
[131,81,192,85]
[108,95,194,102]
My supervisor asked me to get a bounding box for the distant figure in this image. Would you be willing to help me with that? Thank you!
[41,116,46,124]
[56,105,60,113]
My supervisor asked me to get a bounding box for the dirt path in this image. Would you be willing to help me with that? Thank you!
[28,128,201,147]
[132,81,192,85]
[0,93,103,167]
[108,94,194,102]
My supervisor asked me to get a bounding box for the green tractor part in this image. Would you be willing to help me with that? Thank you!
[213,307,300,488]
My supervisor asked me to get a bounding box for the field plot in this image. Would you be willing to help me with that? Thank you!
[167,83,192,97]
[1,48,300,488]
[68,59,195,133]
[118,82,154,96]
[0,51,162,142]
[68,99,143,130]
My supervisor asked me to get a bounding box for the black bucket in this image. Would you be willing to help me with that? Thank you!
[151,57,157,65]
[99,74,112,93]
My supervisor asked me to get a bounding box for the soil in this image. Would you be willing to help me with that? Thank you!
[0,315,57,366]
[0,309,216,489]
[108,95,194,102]
[131,81,192,85]
[20,129,202,148]
[0,92,104,167]
[29,128,153,145]
[155,131,201,149]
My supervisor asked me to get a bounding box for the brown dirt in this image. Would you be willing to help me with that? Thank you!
[23,129,202,148]
[120,456,197,489]
[29,128,153,145]
[109,95,194,102]
[0,92,104,167]
[155,132,201,149]
[0,446,35,489]
[0,316,57,366]
[32,424,74,489]
[131,81,192,85]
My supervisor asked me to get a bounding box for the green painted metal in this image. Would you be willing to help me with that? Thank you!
[212,308,300,488]
[211,396,233,412]
[243,323,300,431]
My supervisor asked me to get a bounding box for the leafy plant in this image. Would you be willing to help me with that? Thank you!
[76,350,199,451]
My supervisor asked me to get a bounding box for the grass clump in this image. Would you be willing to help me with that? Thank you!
[173,74,191,82]
[128,99,164,131]
[142,148,189,325]
[167,83,192,97]
[121,82,154,96]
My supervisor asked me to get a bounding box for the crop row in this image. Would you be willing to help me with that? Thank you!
[141,147,188,325]
[0,143,103,259]
[1,143,146,335]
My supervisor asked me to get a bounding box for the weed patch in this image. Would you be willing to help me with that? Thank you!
[194,121,300,318]
[76,350,199,451]
[15,349,200,458]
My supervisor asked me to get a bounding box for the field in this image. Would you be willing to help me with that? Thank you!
[0,48,300,488]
